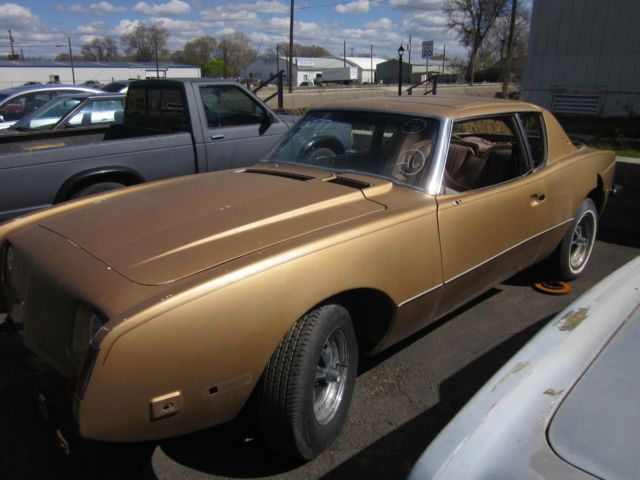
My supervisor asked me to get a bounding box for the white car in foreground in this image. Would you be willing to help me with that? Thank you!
[410,255,640,480]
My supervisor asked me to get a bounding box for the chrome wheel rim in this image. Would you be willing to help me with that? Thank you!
[570,211,596,273]
[314,328,349,425]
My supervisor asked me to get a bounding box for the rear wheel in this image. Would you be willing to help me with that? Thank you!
[552,198,597,280]
[258,305,358,460]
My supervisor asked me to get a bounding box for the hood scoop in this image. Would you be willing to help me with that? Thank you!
[245,168,314,182]
[327,177,372,190]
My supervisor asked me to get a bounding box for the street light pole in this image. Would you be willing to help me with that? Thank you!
[397,44,404,96]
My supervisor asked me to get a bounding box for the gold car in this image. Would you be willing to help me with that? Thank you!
[0,96,615,460]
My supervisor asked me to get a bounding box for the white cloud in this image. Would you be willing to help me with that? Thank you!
[133,0,190,16]
[336,1,370,14]
[76,21,107,34]
[200,7,258,23]
[255,1,288,13]
[365,17,393,29]
[389,0,443,9]
[0,2,38,24]
[112,18,141,35]
[61,2,126,15]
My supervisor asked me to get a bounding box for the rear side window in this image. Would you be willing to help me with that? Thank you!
[199,85,265,128]
[126,86,187,128]
[519,112,547,169]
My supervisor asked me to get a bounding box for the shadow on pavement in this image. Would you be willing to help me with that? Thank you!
[322,314,554,480]
[0,331,158,480]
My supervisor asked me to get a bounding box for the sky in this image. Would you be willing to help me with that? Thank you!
[0,0,512,62]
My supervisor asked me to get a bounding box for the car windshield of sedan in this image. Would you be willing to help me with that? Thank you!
[11,97,82,131]
[265,110,440,190]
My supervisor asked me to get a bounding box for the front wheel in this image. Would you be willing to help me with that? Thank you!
[552,198,598,280]
[258,304,358,460]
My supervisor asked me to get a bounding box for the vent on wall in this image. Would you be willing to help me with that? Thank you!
[551,94,601,116]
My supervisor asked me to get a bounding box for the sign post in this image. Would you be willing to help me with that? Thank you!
[422,40,434,93]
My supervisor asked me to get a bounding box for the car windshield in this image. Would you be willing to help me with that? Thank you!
[264,110,440,190]
[11,97,82,131]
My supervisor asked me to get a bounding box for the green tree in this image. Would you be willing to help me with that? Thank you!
[172,35,217,66]
[202,59,225,77]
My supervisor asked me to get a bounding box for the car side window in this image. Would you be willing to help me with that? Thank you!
[443,115,531,194]
[67,99,124,128]
[199,85,265,129]
[519,112,547,169]
[0,92,51,121]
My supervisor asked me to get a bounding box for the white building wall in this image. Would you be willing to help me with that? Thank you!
[521,0,640,117]
[0,64,200,89]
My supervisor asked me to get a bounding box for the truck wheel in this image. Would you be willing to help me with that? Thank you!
[259,304,358,460]
[552,198,597,280]
[70,182,125,200]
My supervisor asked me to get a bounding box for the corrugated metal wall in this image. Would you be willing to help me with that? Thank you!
[521,0,640,117]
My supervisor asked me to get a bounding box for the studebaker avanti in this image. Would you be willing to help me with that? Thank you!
[0,96,616,459]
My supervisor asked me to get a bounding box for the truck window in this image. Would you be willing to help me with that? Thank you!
[126,86,187,127]
[199,85,265,128]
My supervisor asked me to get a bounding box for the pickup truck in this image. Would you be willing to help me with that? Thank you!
[0,78,290,222]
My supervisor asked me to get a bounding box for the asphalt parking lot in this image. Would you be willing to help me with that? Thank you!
[1,232,638,480]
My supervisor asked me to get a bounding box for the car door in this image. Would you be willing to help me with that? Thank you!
[435,113,550,316]
[198,84,289,170]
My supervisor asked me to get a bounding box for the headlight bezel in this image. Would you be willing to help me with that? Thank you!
[68,302,107,369]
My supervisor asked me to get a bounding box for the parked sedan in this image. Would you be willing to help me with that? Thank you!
[0,85,102,129]
[1,93,124,135]
[409,254,640,480]
[0,96,616,460]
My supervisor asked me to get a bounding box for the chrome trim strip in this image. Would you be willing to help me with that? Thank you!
[426,118,453,196]
[398,283,443,308]
[444,218,574,284]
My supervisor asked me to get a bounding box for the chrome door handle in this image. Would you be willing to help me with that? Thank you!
[208,134,225,141]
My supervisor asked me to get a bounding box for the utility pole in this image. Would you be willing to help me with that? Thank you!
[67,36,76,84]
[442,44,446,75]
[343,40,346,67]
[155,34,160,78]
[288,0,294,93]
[8,30,16,60]
[408,35,412,65]
[370,44,373,83]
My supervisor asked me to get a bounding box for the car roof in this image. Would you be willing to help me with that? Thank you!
[313,95,544,120]
[56,92,125,100]
[0,84,101,97]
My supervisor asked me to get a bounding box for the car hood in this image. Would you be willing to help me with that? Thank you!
[40,167,387,285]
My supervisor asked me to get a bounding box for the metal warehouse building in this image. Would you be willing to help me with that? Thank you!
[521,0,640,117]
[242,56,387,86]
[0,61,201,89]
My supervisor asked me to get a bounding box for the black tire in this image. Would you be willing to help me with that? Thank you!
[305,146,338,162]
[70,181,125,200]
[258,304,358,460]
[552,198,598,280]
